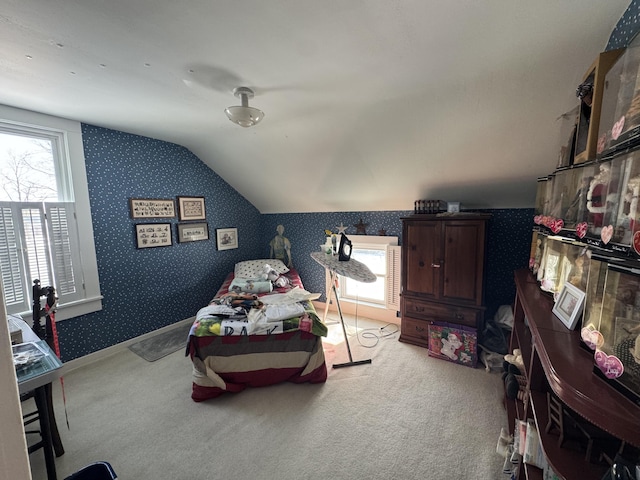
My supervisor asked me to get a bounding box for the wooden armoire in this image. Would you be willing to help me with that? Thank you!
[399,213,490,347]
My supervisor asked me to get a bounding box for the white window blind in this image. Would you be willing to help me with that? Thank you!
[336,236,400,311]
[0,204,25,309]
[0,201,83,314]
[385,245,401,310]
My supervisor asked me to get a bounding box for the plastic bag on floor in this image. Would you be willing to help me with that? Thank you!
[494,305,514,330]
[480,320,509,355]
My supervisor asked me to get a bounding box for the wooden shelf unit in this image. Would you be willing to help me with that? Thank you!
[508,269,640,480]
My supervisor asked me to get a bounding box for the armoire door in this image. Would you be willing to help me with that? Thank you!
[404,222,440,298]
[441,221,485,305]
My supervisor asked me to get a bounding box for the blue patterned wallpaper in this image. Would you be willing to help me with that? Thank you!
[607,1,640,50]
[261,211,406,303]
[56,125,261,360]
[263,209,534,323]
[56,4,636,360]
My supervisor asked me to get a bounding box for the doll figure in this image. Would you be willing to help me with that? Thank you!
[614,327,640,380]
[269,224,292,268]
[587,164,611,232]
[565,175,593,225]
[568,252,589,290]
[618,174,640,243]
[533,239,543,275]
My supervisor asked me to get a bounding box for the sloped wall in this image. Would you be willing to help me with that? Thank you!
[56,125,261,360]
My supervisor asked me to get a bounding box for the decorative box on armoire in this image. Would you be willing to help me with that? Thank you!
[399,213,491,348]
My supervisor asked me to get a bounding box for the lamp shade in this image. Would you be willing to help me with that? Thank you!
[224,105,264,127]
[225,87,264,127]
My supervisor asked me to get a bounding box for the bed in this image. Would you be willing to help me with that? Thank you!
[187,259,328,401]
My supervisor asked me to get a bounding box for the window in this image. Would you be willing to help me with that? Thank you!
[0,105,101,320]
[336,235,400,310]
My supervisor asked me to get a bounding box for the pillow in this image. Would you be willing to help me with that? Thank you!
[234,259,290,279]
[228,278,273,294]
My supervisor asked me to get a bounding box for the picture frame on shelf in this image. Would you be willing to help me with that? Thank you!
[129,198,176,219]
[135,223,172,249]
[177,222,209,243]
[216,228,238,251]
[177,196,206,221]
[552,282,586,330]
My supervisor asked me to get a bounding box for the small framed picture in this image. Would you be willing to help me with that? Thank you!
[129,198,176,218]
[216,228,238,251]
[552,282,586,330]
[135,223,172,249]
[177,222,209,243]
[177,196,206,221]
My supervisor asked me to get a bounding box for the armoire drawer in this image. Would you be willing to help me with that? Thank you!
[400,317,430,346]
[403,298,479,328]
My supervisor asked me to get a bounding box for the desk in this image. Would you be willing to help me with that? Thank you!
[310,251,376,368]
[14,318,63,480]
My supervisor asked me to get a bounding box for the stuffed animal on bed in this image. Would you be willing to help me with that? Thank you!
[263,264,290,288]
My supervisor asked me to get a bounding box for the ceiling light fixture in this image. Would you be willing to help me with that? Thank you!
[225,87,264,127]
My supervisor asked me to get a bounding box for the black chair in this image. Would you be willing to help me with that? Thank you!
[18,282,65,459]
[64,461,117,480]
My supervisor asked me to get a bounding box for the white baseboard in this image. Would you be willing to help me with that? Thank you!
[312,301,400,325]
[62,317,195,374]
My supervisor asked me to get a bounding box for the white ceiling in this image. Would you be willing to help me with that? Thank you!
[0,1,631,213]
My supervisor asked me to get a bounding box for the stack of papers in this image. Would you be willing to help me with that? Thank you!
[12,342,47,369]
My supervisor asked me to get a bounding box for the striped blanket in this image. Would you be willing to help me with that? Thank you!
[187,269,328,401]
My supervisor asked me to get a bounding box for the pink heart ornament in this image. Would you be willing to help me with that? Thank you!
[581,327,604,350]
[612,116,625,141]
[534,215,542,225]
[597,133,607,154]
[575,222,588,239]
[595,351,624,379]
[550,219,564,234]
[601,225,613,244]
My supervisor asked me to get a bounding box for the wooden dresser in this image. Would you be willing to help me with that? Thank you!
[399,213,490,347]
[508,269,640,479]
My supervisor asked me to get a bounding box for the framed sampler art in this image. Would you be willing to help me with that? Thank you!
[135,223,172,249]
[129,198,176,218]
[177,196,206,221]
[177,222,209,243]
[216,228,238,251]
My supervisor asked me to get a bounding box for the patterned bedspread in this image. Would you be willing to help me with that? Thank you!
[187,268,328,401]
[189,270,327,338]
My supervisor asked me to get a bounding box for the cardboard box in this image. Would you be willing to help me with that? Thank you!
[8,315,23,345]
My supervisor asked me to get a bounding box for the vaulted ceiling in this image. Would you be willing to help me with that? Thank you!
[0,1,631,213]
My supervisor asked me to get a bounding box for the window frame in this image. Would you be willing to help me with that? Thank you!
[332,235,399,309]
[0,105,102,321]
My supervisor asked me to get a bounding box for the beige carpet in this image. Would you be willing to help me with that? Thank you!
[28,315,508,480]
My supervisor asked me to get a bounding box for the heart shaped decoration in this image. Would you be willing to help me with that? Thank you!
[575,222,588,239]
[597,133,607,154]
[594,350,624,379]
[601,224,614,244]
[634,230,640,255]
[612,116,625,141]
[581,327,604,350]
[534,215,542,225]
[550,219,564,234]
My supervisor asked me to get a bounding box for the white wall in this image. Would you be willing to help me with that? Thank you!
[0,293,32,479]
